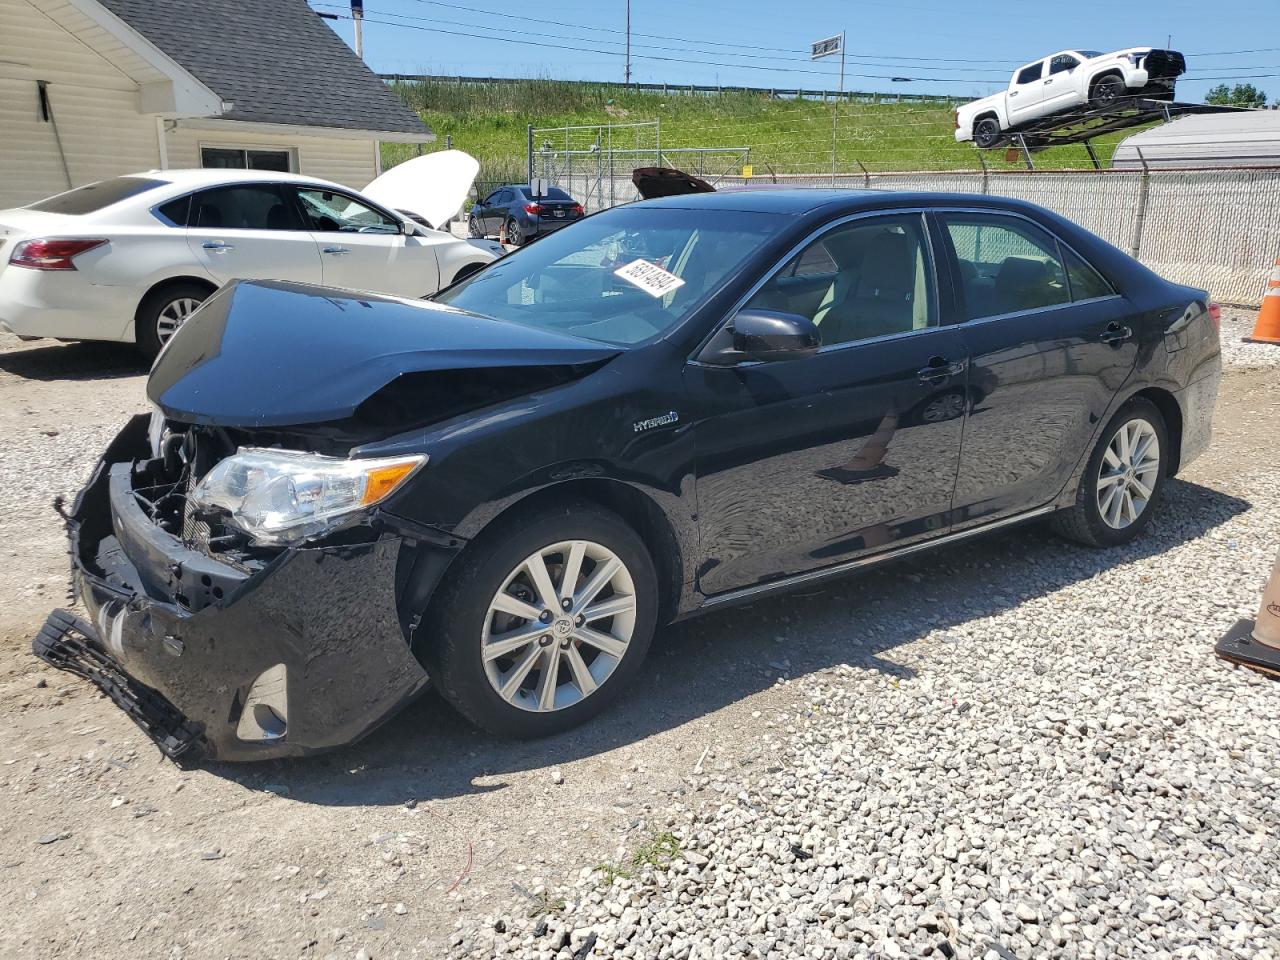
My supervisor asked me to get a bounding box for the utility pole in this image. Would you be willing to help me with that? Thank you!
[839,29,846,93]
[624,0,632,86]
[352,0,364,60]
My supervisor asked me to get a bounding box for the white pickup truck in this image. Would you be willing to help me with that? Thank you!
[955,48,1186,148]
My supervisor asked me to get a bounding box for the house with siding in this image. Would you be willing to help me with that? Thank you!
[0,0,432,209]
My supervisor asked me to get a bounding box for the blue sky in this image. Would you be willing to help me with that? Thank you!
[313,0,1276,103]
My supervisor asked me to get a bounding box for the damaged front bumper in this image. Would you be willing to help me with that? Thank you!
[34,414,436,761]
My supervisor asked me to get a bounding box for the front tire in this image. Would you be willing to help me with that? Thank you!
[135,282,209,361]
[974,117,1001,149]
[421,500,658,738]
[1052,397,1168,547]
[1090,74,1126,107]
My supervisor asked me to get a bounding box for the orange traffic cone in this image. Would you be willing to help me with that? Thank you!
[1244,257,1280,344]
[1216,549,1280,678]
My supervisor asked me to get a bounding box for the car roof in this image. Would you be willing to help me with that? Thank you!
[140,168,345,189]
[629,187,1053,218]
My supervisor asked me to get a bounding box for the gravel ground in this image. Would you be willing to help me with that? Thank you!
[1,312,1278,960]
[1218,306,1280,371]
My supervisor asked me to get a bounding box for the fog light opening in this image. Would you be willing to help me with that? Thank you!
[235,664,288,742]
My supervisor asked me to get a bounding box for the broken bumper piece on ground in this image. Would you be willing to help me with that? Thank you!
[32,414,433,762]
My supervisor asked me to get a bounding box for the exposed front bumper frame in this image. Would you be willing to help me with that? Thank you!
[36,414,437,762]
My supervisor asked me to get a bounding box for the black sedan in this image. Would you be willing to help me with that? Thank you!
[468,183,585,246]
[36,190,1221,760]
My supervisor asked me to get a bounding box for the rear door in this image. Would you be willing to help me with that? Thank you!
[1008,60,1047,123]
[936,210,1138,527]
[184,183,323,285]
[291,186,440,298]
[688,211,969,596]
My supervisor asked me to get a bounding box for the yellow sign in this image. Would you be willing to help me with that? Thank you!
[742,164,753,179]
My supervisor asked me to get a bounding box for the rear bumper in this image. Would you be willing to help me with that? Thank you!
[38,414,434,761]
[530,217,578,235]
[0,267,137,342]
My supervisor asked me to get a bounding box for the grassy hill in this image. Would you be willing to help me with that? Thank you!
[382,77,1152,185]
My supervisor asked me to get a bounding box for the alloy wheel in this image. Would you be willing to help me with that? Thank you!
[1096,417,1160,530]
[155,297,203,342]
[481,540,637,713]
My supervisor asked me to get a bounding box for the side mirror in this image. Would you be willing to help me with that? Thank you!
[700,309,821,364]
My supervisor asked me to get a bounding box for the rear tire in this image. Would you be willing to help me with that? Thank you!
[421,499,658,738]
[1090,74,1126,107]
[503,216,524,247]
[468,214,483,238]
[974,117,1001,149]
[1052,397,1168,548]
[135,281,211,362]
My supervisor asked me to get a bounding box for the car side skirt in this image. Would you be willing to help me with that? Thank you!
[697,504,1057,612]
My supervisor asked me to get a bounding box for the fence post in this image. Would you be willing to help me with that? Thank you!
[856,159,870,189]
[1130,147,1150,259]
[977,153,989,195]
[526,124,534,188]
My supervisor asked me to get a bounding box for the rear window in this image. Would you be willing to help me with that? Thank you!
[518,187,573,201]
[26,176,169,215]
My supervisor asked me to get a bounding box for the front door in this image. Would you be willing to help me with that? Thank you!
[688,212,968,596]
[936,211,1138,526]
[1008,60,1047,124]
[185,183,323,286]
[292,186,440,298]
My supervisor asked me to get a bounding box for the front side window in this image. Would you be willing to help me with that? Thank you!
[295,188,399,234]
[201,147,293,172]
[1016,61,1044,84]
[745,214,936,348]
[436,207,784,346]
[1050,54,1080,75]
[942,213,1070,319]
[190,184,302,230]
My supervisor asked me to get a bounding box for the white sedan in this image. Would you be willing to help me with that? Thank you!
[0,151,502,358]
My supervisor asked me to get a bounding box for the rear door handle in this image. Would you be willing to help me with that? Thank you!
[917,357,967,382]
[1099,322,1133,344]
[322,246,351,256]
[201,241,234,251]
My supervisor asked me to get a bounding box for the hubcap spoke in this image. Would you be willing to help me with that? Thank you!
[559,541,586,602]
[524,551,560,612]
[499,645,543,699]
[564,644,597,696]
[537,649,561,710]
[583,594,636,622]
[1129,476,1153,500]
[490,591,543,622]
[574,624,629,660]
[483,623,545,661]
[574,556,621,611]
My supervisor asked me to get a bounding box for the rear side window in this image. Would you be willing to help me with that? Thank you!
[189,185,302,230]
[156,195,192,227]
[941,213,1070,319]
[1063,246,1115,300]
[27,176,168,215]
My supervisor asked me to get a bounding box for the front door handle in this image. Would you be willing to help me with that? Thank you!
[322,246,351,256]
[917,357,967,382]
[201,241,234,251]
[1099,321,1133,344]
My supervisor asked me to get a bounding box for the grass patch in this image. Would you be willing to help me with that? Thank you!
[382,77,1159,186]
[594,830,683,885]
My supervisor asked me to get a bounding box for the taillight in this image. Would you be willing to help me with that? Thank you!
[572,203,585,215]
[9,238,108,270]
[1208,301,1222,330]
[523,203,542,215]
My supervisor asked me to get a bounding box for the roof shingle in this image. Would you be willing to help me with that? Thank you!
[98,0,430,137]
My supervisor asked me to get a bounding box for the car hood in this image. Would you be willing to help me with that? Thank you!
[361,150,480,230]
[148,280,620,430]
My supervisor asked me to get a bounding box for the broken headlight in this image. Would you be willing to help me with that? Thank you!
[190,448,426,546]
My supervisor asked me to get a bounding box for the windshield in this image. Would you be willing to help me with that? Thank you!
[435,206,783,346]
[27,176,169,215]
[1077,50,1104,58]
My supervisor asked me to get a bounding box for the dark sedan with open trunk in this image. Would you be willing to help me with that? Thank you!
[36,190,1220,760]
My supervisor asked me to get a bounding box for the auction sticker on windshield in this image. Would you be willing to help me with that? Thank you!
[615,258,686,298]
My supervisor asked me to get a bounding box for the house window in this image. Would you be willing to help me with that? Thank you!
[200,147,294,172]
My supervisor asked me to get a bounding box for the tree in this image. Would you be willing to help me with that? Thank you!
[1205,83,1268,108]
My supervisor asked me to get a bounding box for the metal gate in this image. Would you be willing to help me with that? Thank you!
[527,120,751,211]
